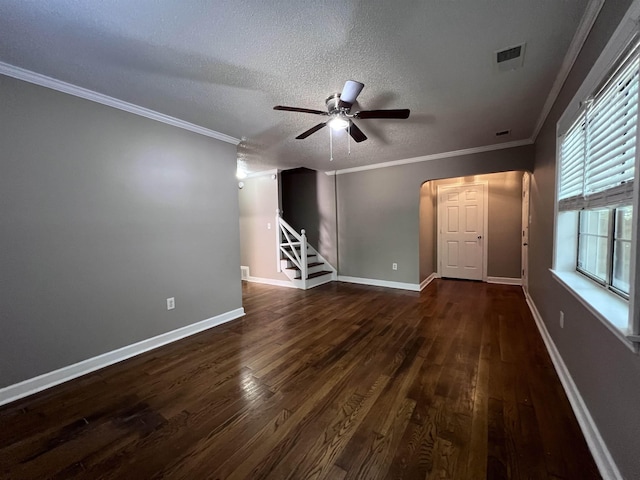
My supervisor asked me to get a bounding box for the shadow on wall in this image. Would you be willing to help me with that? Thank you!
[281,168,320,246]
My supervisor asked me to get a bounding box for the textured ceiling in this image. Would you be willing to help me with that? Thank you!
[0,0,590,173]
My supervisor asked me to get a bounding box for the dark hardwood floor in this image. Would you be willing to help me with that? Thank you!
[0,279,600,479]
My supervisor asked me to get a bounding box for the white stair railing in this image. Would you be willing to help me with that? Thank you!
[276,209,308,288]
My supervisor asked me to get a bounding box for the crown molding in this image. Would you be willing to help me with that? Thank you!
[326,138,533,176]
[531,0,605,141]
[0,62,240,145]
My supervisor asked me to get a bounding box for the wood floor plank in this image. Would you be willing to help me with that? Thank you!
[0,280,601,479]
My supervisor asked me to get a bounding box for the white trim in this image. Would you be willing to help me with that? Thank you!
[524,292,623,480]
[244,275,297,289]
[531,0,605,141]
[486,276,522,286]
[0,307,245,407]
[420,272,438,290]
[521,172,531,294]
[325,139,533,176]
[0,62,240,145]
[337,275,420,292]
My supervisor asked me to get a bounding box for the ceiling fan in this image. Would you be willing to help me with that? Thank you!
[273,80,410,143]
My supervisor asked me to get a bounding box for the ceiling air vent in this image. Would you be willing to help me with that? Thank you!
[495,43,526,72]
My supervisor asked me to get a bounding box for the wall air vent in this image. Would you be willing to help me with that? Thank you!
[495,43,526,72]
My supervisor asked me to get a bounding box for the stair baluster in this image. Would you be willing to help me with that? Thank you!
[276,209,336,289]
[300,229,307,290]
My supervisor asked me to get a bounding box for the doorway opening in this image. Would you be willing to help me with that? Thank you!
[419,172,525,285]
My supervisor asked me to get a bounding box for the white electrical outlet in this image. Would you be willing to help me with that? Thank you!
[267,222,271,230]
[559,311,564,328]
[167,297,175,310]
[392,263,398,271]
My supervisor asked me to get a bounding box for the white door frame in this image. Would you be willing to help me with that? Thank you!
[436,181,489,281]
[521,172,530,293]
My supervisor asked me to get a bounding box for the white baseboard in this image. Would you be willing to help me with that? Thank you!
[0,307,245,407]
[487,276,523,285]
[420,272,438,291]
[337,275,420,292]
[244,275,297,289]
[524,292,622,480]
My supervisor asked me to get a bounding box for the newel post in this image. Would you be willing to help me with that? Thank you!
[301,229,308,288]
[276,209,281,273]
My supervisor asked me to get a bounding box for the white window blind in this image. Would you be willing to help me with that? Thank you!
[559,114,586,201]
[558,42,640,211]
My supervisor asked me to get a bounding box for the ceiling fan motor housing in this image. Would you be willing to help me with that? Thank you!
[325,93,346,114]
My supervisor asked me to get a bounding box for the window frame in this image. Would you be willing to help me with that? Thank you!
[576,206,631,299]
[552,10,640,350]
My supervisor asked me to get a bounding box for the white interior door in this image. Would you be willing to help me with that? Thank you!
[438,184,485,280]
[521,172,530,293]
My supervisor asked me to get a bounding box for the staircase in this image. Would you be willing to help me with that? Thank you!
[276,210,336,289]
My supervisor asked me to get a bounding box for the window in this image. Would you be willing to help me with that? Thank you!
[577,209,610,284]
[577,207,630,297]
[558,40,638,296]
[554,35,640,341]
[613,205,633,293]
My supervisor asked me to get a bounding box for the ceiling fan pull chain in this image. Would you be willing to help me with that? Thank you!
[348,123,351,155]
[329,127,333,161]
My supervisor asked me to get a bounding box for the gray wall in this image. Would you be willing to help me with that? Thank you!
[238,173,288,281]
[0,75,242,388]
[419,171,523,281]
[316,170,338,267]
[336,146,533,284]
[485,171,523,278]
[528,0,640,478]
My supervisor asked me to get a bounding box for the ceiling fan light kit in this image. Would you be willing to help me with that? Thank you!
[328,115,349,131]
[273,80,410,160]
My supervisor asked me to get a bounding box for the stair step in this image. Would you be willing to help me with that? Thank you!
[308,270,332,279]
[281,254,315,260]
[295,270,333,280]
[285,262,324,272]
